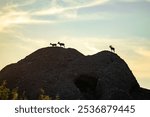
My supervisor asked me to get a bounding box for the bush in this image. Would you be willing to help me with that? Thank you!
[0,80,59,100]
[0,80,10,100]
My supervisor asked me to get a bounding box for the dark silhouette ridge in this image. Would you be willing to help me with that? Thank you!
[0,47,150,100]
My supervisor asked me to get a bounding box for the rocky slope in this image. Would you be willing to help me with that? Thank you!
[0,47,150,99]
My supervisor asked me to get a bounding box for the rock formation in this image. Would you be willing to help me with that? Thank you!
[0,47,150,99]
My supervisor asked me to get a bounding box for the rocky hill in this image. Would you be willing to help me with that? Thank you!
[0,47,150,99]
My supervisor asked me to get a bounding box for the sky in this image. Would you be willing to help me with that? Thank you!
[0,0,150,89]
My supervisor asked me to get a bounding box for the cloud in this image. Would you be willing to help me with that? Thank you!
[15,34,49,51]
[0,0,111,33]
[114,0,150,2]
[0,3,55,32]
[34,0,108,15]
[137,48,150,57]
[3,0,150,32]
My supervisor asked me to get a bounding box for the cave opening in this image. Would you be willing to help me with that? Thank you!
[74,74,98,99]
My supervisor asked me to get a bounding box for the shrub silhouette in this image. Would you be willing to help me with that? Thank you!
[38,88,52,100]
[0,80,19,100]
[0,80,10,100]
[38,88,60,100]
[0,80,59,100]
[11,87,19,100]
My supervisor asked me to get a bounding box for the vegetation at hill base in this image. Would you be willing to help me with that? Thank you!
[0,80,59,100]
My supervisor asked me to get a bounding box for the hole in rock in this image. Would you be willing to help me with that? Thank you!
[74,75,98,99]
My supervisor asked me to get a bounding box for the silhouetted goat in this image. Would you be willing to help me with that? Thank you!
[50,43,57,47]
[58,42,65,47]
[109,45,115,52]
